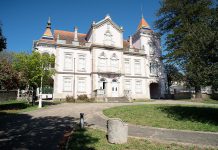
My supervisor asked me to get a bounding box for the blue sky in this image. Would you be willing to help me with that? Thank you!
[0,0,161,52]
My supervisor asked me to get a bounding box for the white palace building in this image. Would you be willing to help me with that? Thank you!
[34,15,166,101]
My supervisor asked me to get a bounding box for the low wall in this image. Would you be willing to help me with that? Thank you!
[174,92,192,100]
[0,90,18,102]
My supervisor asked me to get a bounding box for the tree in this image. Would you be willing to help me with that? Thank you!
[0,50,15,63]
[0,59,19,90]
[0,23,6,51]
[155,0,217,98]
[164,64,184,93]
[13,51,55,90]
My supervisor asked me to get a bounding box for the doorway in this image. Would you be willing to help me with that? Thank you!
[111,79,118,97]
[149,83,160,99]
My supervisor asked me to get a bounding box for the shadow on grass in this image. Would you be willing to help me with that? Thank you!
[0,101,59,111]
[0,112,79,150]
[159,105,218,125]
[0,102,29,110]
[67,128,99,150]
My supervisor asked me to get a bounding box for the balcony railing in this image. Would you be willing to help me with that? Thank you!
[127,49,146,54]
[96,66,122,74]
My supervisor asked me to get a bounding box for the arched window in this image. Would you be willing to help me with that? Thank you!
[98,52,107,71]
[110,53,118,72]
[112,79,117,82]
[104,23,113,46]
[150,61,159,75]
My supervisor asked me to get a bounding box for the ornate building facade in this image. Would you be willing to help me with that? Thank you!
[33,15,166,100]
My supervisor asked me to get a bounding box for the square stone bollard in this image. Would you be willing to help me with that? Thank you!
[107,118,128,144]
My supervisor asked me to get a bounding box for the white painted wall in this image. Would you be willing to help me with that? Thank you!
[34,17,166,100]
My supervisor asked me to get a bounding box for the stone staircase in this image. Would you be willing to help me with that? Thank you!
[106,97,130,103]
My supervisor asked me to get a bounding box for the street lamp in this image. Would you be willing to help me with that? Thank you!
[38,63,43,108]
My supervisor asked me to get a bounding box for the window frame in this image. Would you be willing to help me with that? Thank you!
[63,77,72,92]
[64,52,73,71]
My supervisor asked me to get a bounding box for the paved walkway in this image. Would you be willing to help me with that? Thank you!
[0,100,218,149]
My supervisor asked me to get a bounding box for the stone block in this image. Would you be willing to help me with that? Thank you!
[107,118,128,144]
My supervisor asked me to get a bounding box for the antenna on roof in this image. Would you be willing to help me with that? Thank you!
[141,3,144,18]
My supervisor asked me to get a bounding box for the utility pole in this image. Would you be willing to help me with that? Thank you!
[38,59,43,108]
[73,58,76,99]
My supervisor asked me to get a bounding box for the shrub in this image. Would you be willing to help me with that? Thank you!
[77,94,95,102]
[77,94,89,102]
[66,96,76,103]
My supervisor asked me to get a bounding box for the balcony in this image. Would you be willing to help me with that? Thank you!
[125,49,146,55]
[96,66,122,74]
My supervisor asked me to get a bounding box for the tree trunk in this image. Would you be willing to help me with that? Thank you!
[195,86,202,99]
[32,86,37,106]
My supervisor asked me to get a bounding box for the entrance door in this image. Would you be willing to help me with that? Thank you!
[149,83,160,99]
[111,79,118,97]
[99,78,106,95]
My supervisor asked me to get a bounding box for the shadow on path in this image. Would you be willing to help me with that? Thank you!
[0,112,78,150]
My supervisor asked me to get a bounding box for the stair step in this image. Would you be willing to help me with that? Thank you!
[107,97,130,103]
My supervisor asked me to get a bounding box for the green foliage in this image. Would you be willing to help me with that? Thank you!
[155,0,218,97]
[66,94,94,103]
[66,96,76,103]
[13,51,55,89]
[0,23,6,51]
[77,94,89,101]
[0,59,19,90]
[0,50,15,63]
[164,64,184,92]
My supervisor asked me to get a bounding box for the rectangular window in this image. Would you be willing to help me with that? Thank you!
[134,60,141,75]
[78,54,86,72]
[124,80,131,90]
[63,77,72,92]
[77,78,86,93]
[135,80,142,94]
[150,62,158,75]
[98,58,107,72]
[124,59,131,75]
[64,53,73,70]
[111,59,118,72]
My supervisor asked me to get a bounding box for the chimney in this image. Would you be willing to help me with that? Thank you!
[129,36,133,48]
[74,26,78,41]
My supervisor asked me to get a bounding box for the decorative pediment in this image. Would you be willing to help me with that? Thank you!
[93,15,123,33]
[110,53,119,60]
[86,15,123,48]
[99,52,107,59]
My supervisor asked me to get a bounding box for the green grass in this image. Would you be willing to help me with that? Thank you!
[67,128,215,150]
[173,98,218,104]
[132,99,153,102]
[187,99,218,104]
[103,104,218,132]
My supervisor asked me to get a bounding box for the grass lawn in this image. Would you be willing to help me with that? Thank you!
[103,104,218,132]
[67,128,215,150]
[183,99,218,104]
[132,99,153,102]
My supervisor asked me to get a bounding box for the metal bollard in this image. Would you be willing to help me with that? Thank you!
[80,113,84,128]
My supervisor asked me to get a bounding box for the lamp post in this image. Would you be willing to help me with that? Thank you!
[38,63,43,108]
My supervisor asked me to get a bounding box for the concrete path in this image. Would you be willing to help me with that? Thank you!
[0,100,218,149]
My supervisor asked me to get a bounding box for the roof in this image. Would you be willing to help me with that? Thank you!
[137,17,150,30]
[38,38,55,44]
[38,30,139,51]
[42,28,53,38]
[42,17,54,39]
[123,40,129,49]
[54,30,87,45]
